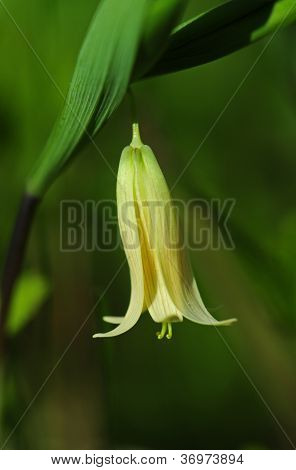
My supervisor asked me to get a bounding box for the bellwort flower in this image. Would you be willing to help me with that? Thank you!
[93,124,236,339]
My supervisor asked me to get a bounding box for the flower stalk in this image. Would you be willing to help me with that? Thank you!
[0,193,39,343]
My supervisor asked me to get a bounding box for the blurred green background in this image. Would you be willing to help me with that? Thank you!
[0,0,296,450]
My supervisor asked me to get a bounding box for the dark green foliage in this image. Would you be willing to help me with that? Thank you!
[148,0,296,76]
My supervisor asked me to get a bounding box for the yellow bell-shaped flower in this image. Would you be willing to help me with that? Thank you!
[93,124,236,339]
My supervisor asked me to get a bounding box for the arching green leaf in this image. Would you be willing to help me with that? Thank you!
[27,0,148,196]
[147,0,296,77]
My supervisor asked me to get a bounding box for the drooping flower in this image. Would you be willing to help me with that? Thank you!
[93,124,236,339]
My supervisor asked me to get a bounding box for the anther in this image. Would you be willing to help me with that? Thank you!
[156,322,167,340]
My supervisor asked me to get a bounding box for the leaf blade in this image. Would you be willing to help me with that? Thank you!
[27,0,148,196]
[147,0,296,77]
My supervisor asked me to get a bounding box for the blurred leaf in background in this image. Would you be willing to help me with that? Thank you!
[5,271,49,336]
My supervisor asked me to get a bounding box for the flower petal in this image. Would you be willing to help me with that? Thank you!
[103,316,124,324]
[93,302,141,338]
[93,147,144,338]
[134,145,182,323]
[135,143,236,326]
[164,247,237,326]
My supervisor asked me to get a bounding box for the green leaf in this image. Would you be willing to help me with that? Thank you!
[23,0,296,198]
[147,0,296,77]
[133,0,189,78]
[5,272,49,336]
[26,0,148,196]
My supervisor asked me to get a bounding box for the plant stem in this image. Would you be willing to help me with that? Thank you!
[0,193,39,344]
[128,87,139,124]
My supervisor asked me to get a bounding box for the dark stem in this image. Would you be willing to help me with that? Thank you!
[0,193,40,344]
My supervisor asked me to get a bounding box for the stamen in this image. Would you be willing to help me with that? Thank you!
[166,322,173,340]
[156,322,172,340]
[156,322,167,340]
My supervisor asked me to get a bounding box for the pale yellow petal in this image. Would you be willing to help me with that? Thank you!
[93,302,141,337]
[134,141,236,327]
[93,147,144,338]
[164,246,237,326]
[134,145,182,323]
[103,316,124,324]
